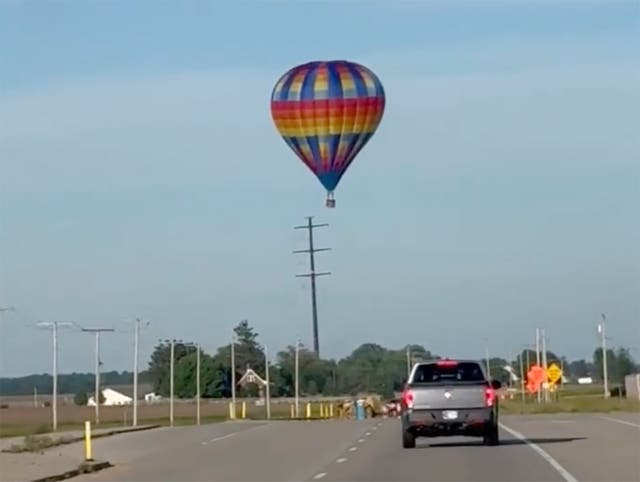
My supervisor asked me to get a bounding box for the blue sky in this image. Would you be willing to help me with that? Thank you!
[1,1,638,377]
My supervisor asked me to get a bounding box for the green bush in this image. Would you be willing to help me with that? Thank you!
[74,392,88,406]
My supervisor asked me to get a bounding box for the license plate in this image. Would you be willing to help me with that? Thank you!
[442,410,458,420]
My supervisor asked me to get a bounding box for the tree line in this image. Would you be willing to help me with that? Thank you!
[1,320,637,398]
[144,320,639,399]
[0,371,151,396]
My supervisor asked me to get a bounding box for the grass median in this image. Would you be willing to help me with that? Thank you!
[501,395,640,414]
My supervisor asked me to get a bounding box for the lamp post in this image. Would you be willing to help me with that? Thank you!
[598,314,609,399]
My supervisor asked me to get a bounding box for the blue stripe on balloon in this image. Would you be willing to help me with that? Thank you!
[300,65,317,101]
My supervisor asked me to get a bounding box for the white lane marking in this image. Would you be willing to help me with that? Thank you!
[203,423,269,445]
[358,438,365,443]
[500,423,578,482]
[372,426,378,430]
[348,446,357,452]
[312,473,327,480]
[365,431,372,436]
[209,432,237,443]
[598,416,640,428]
[336,457,348,464]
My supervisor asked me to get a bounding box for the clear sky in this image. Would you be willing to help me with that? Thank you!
[1,0,638,377]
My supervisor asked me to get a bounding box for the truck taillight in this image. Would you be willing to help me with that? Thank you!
[402,389,414,410]
[485,387,496,407]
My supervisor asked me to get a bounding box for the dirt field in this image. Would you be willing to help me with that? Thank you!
[0,398,325,437]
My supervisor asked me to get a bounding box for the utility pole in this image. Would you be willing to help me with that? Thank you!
[518,352,525,403]
[406,345,411,379]
[170,339,175,426]
[485,344,491,379]
[132,317,149,427]
[541,328,549,403]
[80,327,114,424]
[294,216,331,357]
[196,343,201,425]
[294,338,300,418]
[36,321,73,431]
[265,345,271,420]
[535,328,541,404]
[598,314,609,399]
[231,335,237,418]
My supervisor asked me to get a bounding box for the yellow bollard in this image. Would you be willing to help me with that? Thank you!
[84,421,93,461]
[242,401,247,419]
[228,402,235,419]
[290,404,295,418]
[306,402,311,419]
[320,403,325,418]
[329,403,334,418]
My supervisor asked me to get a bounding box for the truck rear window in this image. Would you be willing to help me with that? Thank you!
[412,362,485,383]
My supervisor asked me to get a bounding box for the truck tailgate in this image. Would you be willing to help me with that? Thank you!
[410,383,486,410]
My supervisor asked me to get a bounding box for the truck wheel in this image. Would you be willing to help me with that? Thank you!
[402,430,416,449]
[483,424,499,446]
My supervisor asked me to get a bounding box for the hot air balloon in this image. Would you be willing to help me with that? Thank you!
[270,60,385,207]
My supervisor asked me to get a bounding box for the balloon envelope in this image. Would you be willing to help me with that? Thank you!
[270,60,385,205]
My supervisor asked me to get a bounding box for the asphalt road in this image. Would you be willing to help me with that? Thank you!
[75,412,640,482]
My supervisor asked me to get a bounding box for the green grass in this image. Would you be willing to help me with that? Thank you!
[0,421,126,439]
[0,415,231,439]
[501,396,640,414]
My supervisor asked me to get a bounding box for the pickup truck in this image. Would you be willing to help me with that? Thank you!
[400,359,502,448]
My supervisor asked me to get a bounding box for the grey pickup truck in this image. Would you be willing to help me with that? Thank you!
[400,359,502,448]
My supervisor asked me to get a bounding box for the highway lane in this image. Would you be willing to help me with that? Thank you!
[320,414,639,482]
[76,419,380,481]
[75,413,639,482]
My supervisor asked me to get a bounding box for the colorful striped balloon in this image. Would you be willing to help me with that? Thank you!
[270,60,386,207]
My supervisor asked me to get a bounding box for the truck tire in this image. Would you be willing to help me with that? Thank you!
[483,423,499,446]
[402,430,416,449]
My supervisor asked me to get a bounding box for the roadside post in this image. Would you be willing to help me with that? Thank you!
[84,421,93,462]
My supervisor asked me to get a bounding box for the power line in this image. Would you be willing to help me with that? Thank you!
[293,216,331,358]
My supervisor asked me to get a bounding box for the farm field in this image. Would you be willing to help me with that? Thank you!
[0,398,297,437]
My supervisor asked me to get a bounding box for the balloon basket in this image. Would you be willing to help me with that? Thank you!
[326,192,335,208]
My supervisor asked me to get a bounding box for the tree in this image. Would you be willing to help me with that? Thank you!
[74,392,88,406]
[213,320,266,397]
[174,351,223,398]
[98,390,106,404]
[567,359,591,379]
[147,342,194,396]
[612,348,638,383]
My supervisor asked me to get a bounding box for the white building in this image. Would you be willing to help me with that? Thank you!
[87,388,133,406]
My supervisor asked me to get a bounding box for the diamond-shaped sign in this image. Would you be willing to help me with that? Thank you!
[547,363,562,384]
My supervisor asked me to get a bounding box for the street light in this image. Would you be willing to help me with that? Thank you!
[230,335,237,418]
[159,338,184,426]
[264,344,271,420]
[183,342,201,425]
[597,314,609,399]
[294,338,300,418]
[132,317,150,427]
[79,326,114,425]
[37,321,73,431]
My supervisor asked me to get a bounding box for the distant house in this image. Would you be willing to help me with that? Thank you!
[86,383,153,406]
[144,392,162,402]
[88,387,132,406]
